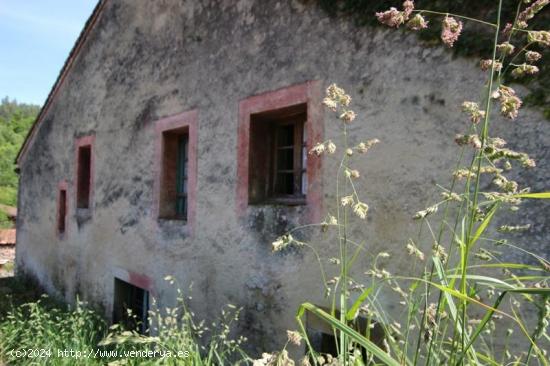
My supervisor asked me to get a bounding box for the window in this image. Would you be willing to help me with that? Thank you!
[273,116,307,197]
[76,145,92,209]
[57,188,67,234]
[318,332,338,357]
[154,110,197,231]
[113,278,149,334]
[176,135,188,218]
[248,105,307,204]
[74,135,94,214]
[236,81,324,219]
[159,129,189,220]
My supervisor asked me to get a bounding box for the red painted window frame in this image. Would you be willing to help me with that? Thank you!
[153,109,198,235]
[236,81,324,222]
[74,135,95,212]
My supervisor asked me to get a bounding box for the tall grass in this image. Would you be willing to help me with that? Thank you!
[99,279,250,365]
[0,295,107,365]
[265,1,550,365]
[0,283,250,365]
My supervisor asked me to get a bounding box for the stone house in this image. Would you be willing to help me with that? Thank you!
[14,0,548,355]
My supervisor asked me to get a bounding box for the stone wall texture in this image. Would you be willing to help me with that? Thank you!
[15,0,549,357]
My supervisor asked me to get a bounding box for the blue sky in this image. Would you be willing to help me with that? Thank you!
[0,1,97,105]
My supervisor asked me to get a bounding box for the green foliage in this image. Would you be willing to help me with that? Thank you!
[0,283,250,365]
[0,97,39,208]
[317,0,550,116]
[0,297,107,366]
[0,187,16,207]
[2,261,14,274]
[297,302,400,366]
[0,210,10,229]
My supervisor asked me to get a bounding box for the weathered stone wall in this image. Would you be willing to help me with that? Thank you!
[16,0,548,357]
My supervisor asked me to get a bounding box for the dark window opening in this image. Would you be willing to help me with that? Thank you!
[76,145,92,209]
[306,308,385,362]
[320,332,338,357]
[113,278,149,334]
[57,189,67,234]
[313,332,369,362]
[160,129,188,220]
[248,104,307,205]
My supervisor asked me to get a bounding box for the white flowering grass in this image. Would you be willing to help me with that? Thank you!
[0,296,108,366]
[265,1,550,365]
[100,279,250,365]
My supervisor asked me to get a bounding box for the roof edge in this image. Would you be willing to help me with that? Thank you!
[15,0,108,167]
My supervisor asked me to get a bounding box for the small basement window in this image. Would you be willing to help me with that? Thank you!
[248,104,307,205]
[113,278,149,334]
[57,188,67,234]
[159,129,189,220]
[76,145,92,209]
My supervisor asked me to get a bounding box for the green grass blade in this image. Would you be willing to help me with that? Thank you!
[432,257,479,364]
[297,302,402,366]
[469,203,498,248]
[476,352,503,366]
[511,192,550,199]
[454,292,506,366]
[507,288,550,295]
[467,263,543,271]
[346,287,373,321]
[446,275,515,289]
[426,282,501,313]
